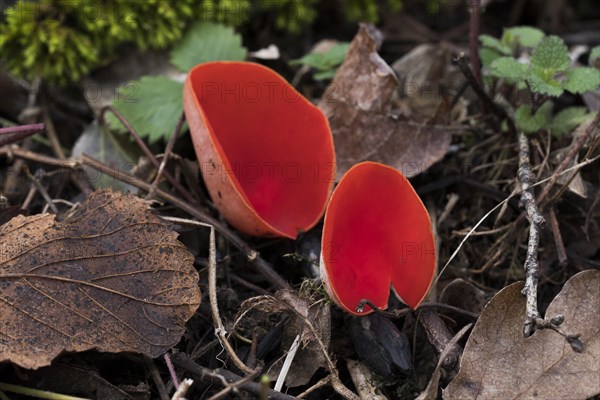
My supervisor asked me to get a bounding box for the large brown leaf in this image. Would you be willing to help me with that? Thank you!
[319,24,452,179]
[0,190,200,369]
[444,270,600,400]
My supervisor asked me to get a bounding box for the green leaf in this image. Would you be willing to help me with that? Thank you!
[170,22,247,72]
[515,102,553,134]
[526,67,564,97]
[502,26,545,48]
[110,76,184,144]
[590,46,600,65]
[531,36,570,71]
[490,57,528,82]
[549,107,594,137]
[480,48,503,69]
[290,43,350,72]
[479,34,511,55]
[562,67,600,94]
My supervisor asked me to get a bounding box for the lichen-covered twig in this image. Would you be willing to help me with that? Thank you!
[518,132,546,337]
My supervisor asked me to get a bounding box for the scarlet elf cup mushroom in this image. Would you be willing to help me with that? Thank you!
[183,62,335,238]
[320,162,436,315]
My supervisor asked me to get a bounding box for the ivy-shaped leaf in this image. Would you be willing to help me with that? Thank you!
[170,21,247,71]
[515,102,553,134]
[562,67,600,94]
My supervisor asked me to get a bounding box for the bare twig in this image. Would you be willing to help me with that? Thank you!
[416,323,473,400]
[539,112,600,206]
[100,105,196,204]
[163,353,180,389]
[43,107,93,196]
[23,167,58,214]
[144,355,170,400]
[207,370,260,400]
[42,107,65,159]
[518,132,545,337]
[207,225,257,374]
[0,123,44,146]
[297,376,330,399]
[147,112,185,200]
[171,353,299,400]
[418,310,462,372]
[454,53,517,134]
[548,207,568,267]
[171,378,193,400]
[468,0,481,85]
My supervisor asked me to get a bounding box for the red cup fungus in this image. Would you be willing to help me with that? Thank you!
[184,62,335,238]
[320,161,436,315]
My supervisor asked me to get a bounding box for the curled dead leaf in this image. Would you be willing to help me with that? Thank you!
[444,270,600,400]
[0,190,200,369]
[319,24,452,179]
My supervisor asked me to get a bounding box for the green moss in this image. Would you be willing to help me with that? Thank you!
[0,0,402,84]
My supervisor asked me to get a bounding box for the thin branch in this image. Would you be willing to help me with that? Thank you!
[171,379,193,400]
[99,105,196,204]
[171,353,299,400]
[144,355,170,400]
[207,224,257,374]
[538,112,600,206]
[147,112,185,200]
[468,0,482,85]
[454,52,517,134]
[518,132,545,337]
[207,370,260,400]
[548,207,567,267]
[163,352,180,389]
[0,123,45,146]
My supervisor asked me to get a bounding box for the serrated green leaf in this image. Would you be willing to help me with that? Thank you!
[479,34,511,55]
[170,22,247,72]
[290,43,350,71]
[502,26,545,48]
[526,67,564,97]
[110,76,184,144]
[490,57,528,82]
[515,102,553,134]
[531,36,570,71]
[562,67,600,94]
[549,107,594,137]
[590,46,600,66]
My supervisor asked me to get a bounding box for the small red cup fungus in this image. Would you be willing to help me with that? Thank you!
[184,62,335,238]
[320,161,436,315]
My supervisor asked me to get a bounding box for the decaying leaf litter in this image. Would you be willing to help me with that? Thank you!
[1,2,600,400]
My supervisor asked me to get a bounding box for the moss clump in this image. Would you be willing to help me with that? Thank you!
[0,0,404,84]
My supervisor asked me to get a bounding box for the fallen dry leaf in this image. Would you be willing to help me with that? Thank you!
[0,190,200,369]
[444,270,600,400]
[319,24,452,179]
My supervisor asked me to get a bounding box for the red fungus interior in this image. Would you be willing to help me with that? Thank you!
[188,62,334,237]
[322,162,435,314]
